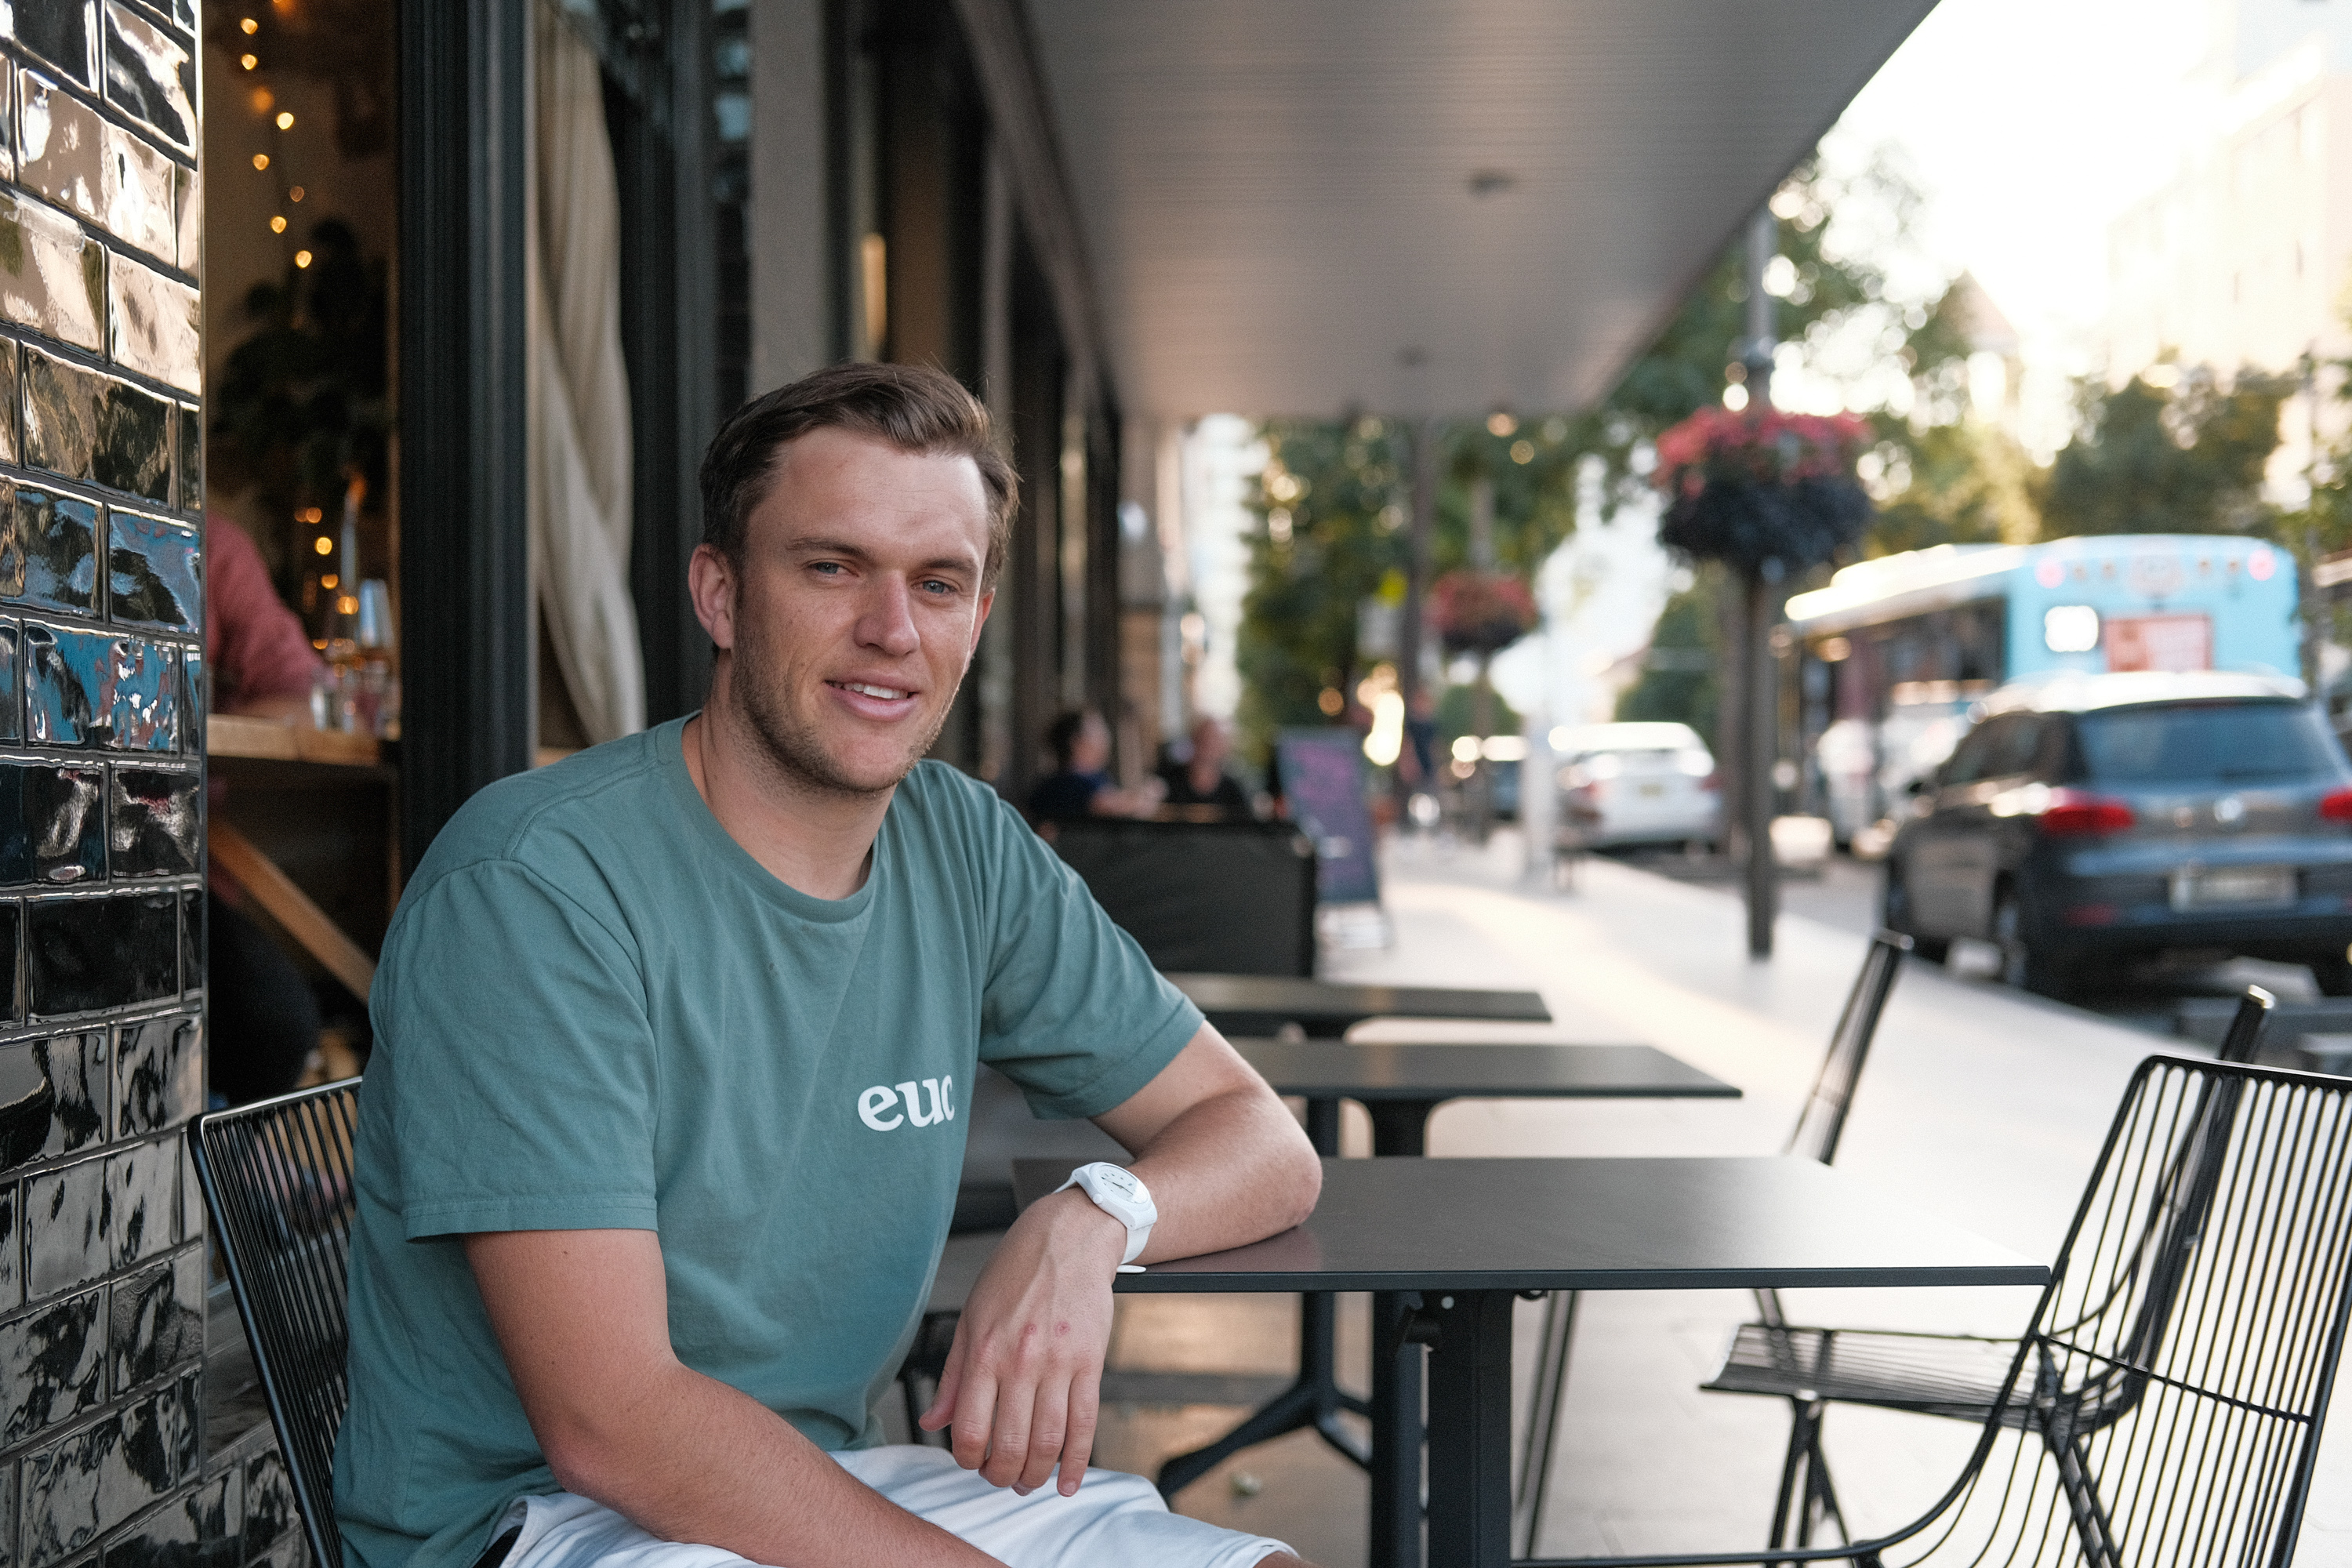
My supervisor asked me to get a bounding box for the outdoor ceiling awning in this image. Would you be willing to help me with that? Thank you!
[1021,0,1938,420]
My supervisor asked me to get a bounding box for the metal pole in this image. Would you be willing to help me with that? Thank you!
[1396,419,1439,808]
[1742,205,1779,958]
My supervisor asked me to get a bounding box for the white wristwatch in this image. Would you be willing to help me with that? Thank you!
[1054,1161,1157,1265]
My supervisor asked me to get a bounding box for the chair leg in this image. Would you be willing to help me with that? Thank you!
[1801,1425,1849,1548]
[2051,1434,2123,1568]
[1515,1290,1579,1558]
[1767,1398,1813,1551]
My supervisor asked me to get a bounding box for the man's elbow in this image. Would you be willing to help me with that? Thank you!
[1272,1127,1322,1232]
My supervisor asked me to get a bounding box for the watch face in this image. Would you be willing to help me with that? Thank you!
[1095,1167,1138,1199]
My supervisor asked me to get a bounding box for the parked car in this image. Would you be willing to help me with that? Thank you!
[1553,721,1722,851]
[1881,671,2352,997]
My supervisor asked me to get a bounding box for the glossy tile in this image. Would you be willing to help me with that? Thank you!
[107,252,196,393]
[107,768,193,878]
[0,484,100,615]
[0,622,24,745]
[111,1014,194,1136]
[27,894,172,1018]
[170,162,195,275]
[0,1287,101,1445]
[25,626,178,751]
[0,1031,103,1173]
[21,1388,181,1566]
[16,71,101,222]
[23,1154,103,1300]
[175,888,194,1000]
[0,199,104,353]
[97,121,173,263]
[107,1245,198,1390]
[100,1466,232,1568]
[10,1,95,89]
[172,1124,193,1243]
[106,511,197,631]
[20,349,96,480]
[104,1136,172,1269]
[0,340,21,467]
[99,5,188,149]
[171,641,193,756]
[238,1451,292,1561]
[91,376,169,502]
[0,1181,20,1310]
[171,405,194,513]
[0,904,23,1022]
[24,765,103,886]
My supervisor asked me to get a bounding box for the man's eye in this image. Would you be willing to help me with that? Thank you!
[919,579,956,596]
[810,561,844,576]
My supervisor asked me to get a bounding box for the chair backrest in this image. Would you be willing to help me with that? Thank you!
[1930,1056,2352,1568]
[2218,984,2275,1065]
[1047,818,1319,977]
[193,1080,361,1568]
[1784,928,1912,1167]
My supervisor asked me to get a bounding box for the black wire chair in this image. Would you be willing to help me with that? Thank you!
[1520,1044,2352,1568]
[192,1079,363,1568]
[1701,985,2277,1552]
[1516,929,1914,1553]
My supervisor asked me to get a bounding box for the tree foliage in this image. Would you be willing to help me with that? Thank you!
[2040,368,2291,539]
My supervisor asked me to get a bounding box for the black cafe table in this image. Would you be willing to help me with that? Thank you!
[1018,1156,2046,1568]
[1165,972,1554,1039]
[1154,1041,1741,1514]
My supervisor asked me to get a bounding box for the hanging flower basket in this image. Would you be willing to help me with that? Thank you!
[1651,407,1874,575]
[1430,570,1537,655]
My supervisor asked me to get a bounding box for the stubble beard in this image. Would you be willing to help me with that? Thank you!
[725,623,960,801]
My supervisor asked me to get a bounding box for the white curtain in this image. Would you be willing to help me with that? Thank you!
[528,0,644,744]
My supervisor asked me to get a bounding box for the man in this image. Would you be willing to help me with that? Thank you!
[1026,707,1164,823]
[335,363,1323,1568]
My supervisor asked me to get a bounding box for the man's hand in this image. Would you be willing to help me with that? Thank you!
[920,1024,1320,1497]
[917,1189,1125,1495]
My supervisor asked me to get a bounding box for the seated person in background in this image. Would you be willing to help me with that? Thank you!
[1027,706,1166,822]
[1156,717,1251,818]
[205,515,328,1105]
[336,364,1323,1568]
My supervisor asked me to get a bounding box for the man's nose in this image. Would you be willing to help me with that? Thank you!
[856,578,920,657]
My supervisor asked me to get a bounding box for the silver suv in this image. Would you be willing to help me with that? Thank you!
[1881,671,2352,997]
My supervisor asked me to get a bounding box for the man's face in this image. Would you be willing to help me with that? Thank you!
[693,427,994,798]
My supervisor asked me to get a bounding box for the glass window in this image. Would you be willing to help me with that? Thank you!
[2076,702,2346,784]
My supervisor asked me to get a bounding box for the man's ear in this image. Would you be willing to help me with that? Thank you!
[688,544,739,652]
[968,589,996,656]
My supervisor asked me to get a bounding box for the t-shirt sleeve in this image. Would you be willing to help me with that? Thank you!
[370,858,662,1240]
[977,797,1203,1121]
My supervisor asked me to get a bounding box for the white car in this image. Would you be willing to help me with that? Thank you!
[1553,722,1722,851]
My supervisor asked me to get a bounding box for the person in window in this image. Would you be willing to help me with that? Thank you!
[1156,716,1251,818]
[1027,707,1166,822]
[205,514,329,1105]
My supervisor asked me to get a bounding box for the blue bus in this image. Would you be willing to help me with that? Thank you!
[1782,535,2302,843]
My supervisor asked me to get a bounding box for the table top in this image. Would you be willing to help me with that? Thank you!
[1234,1040,1738,1102]
[208,713,387,768]
[1167,972,1553,1026]
[1013,1156,2047,1295]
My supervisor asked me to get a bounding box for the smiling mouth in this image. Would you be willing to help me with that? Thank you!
[832,681,914,702]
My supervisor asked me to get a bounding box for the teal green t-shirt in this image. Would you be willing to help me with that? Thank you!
[332,718,1203,1568]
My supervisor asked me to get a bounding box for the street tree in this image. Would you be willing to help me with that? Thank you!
[2039,368,2291,539]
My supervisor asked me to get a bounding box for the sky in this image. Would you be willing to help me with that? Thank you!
[1815,0,2215,446]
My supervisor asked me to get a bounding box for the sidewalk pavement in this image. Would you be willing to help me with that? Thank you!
[1109,829,2352,1563]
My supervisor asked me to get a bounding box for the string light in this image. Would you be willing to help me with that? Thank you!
[249,87,272,113]
[251,153,268,170]
[239,16,259,32]
[321,574,338,590]
[269,215,287,234]
[294,250,313,268]
[275,111,294,130]
[240,53,257,69]
[313,536,333,556]
[289,186,304,201]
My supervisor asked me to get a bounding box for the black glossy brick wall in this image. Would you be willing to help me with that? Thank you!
[0,5,209,1568]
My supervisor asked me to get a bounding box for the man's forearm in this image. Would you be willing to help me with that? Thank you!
[552,1363,994,1568]
[1116,1075,1320,1265]
[465,1229,1000,1568]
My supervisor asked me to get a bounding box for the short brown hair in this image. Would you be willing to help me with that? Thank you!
[699,361,1018,586]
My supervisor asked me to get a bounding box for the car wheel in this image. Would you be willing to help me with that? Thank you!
[1994,886,2074,1000]
[1880,862,1949,963]
[2312,954,2352,998]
